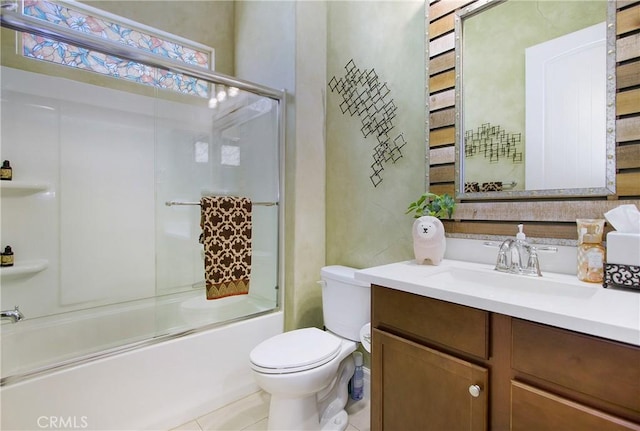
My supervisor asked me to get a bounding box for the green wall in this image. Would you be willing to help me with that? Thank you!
[326,1,426,269]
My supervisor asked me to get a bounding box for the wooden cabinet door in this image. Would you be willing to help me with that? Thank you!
[372,329,488,431]
[512,319,640,415]
[511,381,640,431]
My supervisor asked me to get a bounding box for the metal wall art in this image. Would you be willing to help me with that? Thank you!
[464,123,522,163]
[328,59,407,187]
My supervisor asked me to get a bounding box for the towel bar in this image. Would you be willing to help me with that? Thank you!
[165,200,278,207]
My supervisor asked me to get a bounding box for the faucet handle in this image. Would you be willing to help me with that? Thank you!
[483,241,501,248]
[524,247,542,276]
[496,249,509,271]
[536,246,558,253]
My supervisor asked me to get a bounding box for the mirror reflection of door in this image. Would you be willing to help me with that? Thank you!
[525,22,606,190]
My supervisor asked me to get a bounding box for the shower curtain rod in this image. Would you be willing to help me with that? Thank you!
[0,6,285,101]
[166,201,278,207]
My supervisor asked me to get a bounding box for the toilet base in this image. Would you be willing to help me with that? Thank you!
[266,393,351,431]
[267,394,319,431]
[265,355,355,431]
[319,356,355,431]
[321,410,349,431]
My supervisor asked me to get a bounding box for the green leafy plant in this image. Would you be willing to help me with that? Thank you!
[406,192,456,219]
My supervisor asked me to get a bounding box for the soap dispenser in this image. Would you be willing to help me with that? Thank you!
[577,219,605,283]
[514,224,528,270]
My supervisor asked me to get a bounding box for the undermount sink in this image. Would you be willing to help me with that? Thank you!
[419,262,600,303]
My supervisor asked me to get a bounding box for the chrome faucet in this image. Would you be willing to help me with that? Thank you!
[495,237,542,276]
[490,224,557,277]
[1,306,24,323]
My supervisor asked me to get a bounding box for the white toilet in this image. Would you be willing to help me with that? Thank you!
[249,265,370,431]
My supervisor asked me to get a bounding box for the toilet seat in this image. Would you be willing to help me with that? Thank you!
[250,328,342,374]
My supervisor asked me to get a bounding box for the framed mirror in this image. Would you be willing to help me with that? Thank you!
[454,0,616,200]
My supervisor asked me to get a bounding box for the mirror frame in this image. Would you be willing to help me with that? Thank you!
[453,0,617,200]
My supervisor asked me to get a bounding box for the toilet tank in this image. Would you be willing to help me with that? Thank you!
[320,265,370,341]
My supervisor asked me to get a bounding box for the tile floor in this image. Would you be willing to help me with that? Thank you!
[171,390,370,431]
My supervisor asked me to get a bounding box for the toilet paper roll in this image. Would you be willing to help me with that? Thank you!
[360,323,371,353]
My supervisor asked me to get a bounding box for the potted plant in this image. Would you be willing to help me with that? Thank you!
[406,192,455,266]
[406,192,456,219]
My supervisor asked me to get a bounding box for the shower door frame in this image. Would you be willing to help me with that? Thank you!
[0,4,286,385]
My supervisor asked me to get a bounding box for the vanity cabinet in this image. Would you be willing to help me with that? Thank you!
[372,285,491,431]
[371,285,640,431]
[373,329,488,431]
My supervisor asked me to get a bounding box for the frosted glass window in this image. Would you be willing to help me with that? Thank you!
[221,145,240,166]
[194,141,209,163]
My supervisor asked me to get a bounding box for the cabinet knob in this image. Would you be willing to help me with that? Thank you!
[468,384,482,398]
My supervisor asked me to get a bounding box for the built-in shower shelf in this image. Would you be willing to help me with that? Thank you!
[1,181,50,196]
[0,260,48,277]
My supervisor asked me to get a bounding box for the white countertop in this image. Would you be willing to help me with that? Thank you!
[355,259,640,346]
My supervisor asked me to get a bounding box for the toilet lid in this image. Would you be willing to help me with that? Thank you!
[249,328,342,374]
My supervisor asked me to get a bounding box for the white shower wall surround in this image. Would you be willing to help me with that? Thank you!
[0,64,281,379]
[1,66,278,315]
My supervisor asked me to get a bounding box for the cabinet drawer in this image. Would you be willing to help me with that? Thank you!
[511,380,640,431]
[512,319,640,413]
[372,285,489,358]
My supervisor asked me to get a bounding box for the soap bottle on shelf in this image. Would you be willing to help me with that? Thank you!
[576,219,605,283]
[1,160,12,181]
[1,246,14,267]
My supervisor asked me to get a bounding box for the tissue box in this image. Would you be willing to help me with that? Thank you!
[606,232,640,266]
[604,263,640,291]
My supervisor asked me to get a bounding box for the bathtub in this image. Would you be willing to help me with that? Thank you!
[1,294,283,430]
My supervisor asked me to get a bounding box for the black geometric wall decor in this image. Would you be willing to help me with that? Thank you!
[328,59,407,187]
[464,123,523,164]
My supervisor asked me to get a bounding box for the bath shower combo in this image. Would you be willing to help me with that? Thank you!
[0,2,285,429]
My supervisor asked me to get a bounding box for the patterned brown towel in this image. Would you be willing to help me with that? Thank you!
[480,181,503,192]
[464,182,480,192]
[200,196,252,300]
